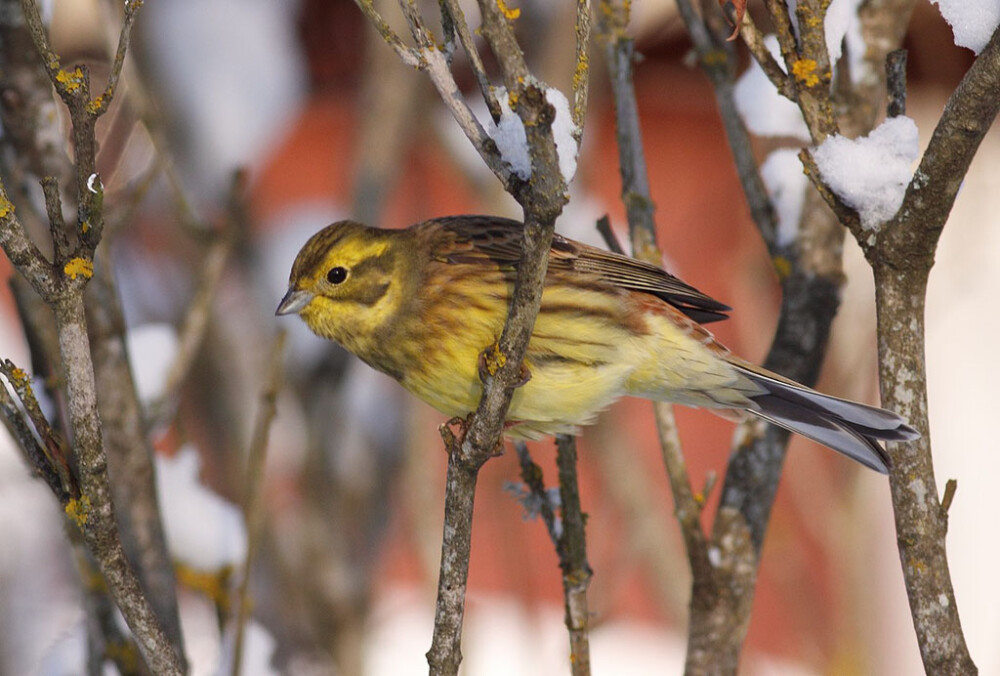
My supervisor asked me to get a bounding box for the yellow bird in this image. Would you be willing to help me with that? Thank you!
[277,215,917,473]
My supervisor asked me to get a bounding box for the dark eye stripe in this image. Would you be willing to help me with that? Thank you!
[350,251,394,278]
[352,281,390,306]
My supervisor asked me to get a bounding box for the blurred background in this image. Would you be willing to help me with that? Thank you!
[0,0,997,673]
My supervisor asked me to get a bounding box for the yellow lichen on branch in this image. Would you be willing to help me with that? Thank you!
[497,0,520,20]
[483,343,507,377]
[64,258,94,280]
[55,67,84,92]
[6,365,29,385]
[792,59,820,87]
[85,95,106,115]
[0,196,14,219]
[66,495,92,527]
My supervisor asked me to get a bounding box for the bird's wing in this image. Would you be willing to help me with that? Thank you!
[429,215,732,323]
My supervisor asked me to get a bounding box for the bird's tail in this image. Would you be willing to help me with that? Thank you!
[731,363,919,474]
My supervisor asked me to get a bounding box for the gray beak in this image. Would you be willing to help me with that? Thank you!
[276,288,314,316]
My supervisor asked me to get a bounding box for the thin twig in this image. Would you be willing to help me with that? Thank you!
[513,442,560,543]
[397,0,433,49]
[798,148,862,236]
[0,369,68,499]
[595,215,624,254]
[0,181,57,299]
[0,358,74,492]
[440,0,502,122]
[512,438,592,675]
[940,479,957,515]
[598,0,722,630]
[232,331,287,676]
[886,49,907,118]
[555,434,591,676]
[354,0,422,67]
[41,177,70,263]
[738,11,795,99]
[88,0,143,116]
[677,0,780,254]
[148,229,235,429]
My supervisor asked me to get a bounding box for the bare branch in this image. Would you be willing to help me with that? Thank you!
[572,0,592,135]
[425,4,569,672]
[0,365,68,499]
[513,438,592,675]
[598,9,658,261]
[53,294,184,675]
[859,25,1000,675]
[41,177,70,263]
[1,2,188,670]
[652,403,711,569]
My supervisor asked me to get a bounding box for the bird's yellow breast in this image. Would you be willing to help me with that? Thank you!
[393,270,647,437]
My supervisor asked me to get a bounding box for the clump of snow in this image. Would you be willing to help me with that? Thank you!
[156,446,247,572]
[930,0,1000,54]
[760,149,809,246]
[546,88,578,185]
[734,36,810,141]
[812,116,920,230]
[486,86,578,184]
[126,323,179,406]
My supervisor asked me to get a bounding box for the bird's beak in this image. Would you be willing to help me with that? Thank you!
[276,288,314,316]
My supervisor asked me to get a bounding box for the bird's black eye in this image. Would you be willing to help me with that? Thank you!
[327,266,348,285]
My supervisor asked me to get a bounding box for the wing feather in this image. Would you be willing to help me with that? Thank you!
[427,215,731,323]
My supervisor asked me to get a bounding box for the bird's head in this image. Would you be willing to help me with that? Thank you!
[276,221,406,347]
